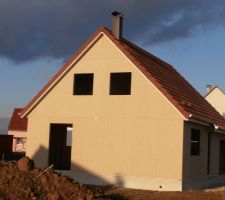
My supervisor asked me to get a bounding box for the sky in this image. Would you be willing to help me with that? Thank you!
[0,0,225,119]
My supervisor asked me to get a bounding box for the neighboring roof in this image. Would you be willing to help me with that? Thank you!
[8,108,27,131]
[205,86,225,98]
[20,27,225,131]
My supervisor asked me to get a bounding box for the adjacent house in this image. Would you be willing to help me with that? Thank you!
[8,108,27,152]
[205,85,225,118]
[16,12,225,191]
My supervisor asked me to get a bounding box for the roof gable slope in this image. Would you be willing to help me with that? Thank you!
[205,86,225,117]
[20,27,106,117]
[205,86,225,98]
[119,39,225,130]
[20,27,225,130]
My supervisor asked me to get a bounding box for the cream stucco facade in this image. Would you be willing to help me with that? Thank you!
[25,34,225,191]
[205,87,225,117]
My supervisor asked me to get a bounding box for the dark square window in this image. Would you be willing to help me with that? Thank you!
[73,73,93,95]
[191,129,200,156]
[110,72,131,95]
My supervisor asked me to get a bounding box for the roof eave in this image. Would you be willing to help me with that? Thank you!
[214,124,225,134]
[188,113,225,133]
[8,129,27,132]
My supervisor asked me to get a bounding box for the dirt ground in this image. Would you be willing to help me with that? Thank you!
[1,159,225,200]
[0,161,106,200]
[102,187,224,200]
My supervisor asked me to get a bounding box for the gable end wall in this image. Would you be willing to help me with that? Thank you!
[26,35,184,191]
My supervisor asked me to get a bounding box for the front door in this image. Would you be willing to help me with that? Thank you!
[49,124,72,170]
[219,140,225,174]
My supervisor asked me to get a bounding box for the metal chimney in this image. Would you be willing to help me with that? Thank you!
[206,85,213,93]
[112,11,123,40]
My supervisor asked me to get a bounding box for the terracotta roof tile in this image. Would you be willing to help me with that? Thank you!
[119,36,225,130]
[20,27,225,130]
[8,108,27,131]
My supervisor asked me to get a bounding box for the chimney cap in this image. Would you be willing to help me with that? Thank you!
[206,84,213,94]
[112,11,123,17]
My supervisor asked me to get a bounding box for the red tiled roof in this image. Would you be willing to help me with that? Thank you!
[8,108,27,131]
[20,27,225,130]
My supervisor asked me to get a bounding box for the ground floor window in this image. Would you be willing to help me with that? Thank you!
[16,138,25,145]
[190,128,200,156]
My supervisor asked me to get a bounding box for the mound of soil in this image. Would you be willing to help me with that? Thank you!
[0,160,108,200]
[1,158,224,200]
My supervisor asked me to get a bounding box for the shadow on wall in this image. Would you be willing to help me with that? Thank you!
[31,145,125,187]
[115,173,124,187]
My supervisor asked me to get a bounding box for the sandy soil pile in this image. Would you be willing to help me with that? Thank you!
[0,158,108,200]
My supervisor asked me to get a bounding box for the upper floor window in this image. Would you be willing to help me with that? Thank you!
[191,128,200,156]
[110,72,131,95]
[73,73,94,95]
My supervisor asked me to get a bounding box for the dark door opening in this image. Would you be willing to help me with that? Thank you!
[219,140,225,174]
[49,123,73,170]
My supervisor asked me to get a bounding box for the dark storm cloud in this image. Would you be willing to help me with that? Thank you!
[0,0,224,63]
